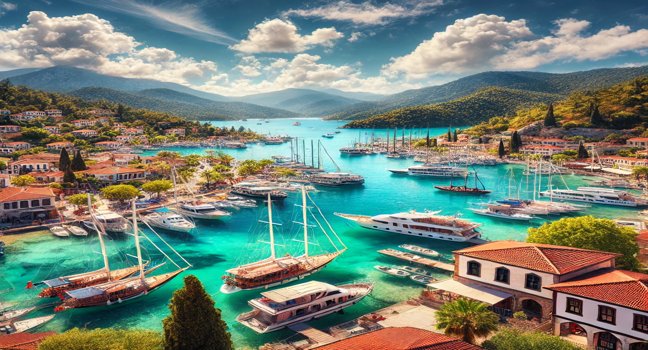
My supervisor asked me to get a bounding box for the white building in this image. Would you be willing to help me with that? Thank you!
[547,269,648,350]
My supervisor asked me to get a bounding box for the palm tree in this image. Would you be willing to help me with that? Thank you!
[435,298,499,344]
[632,166,648,182]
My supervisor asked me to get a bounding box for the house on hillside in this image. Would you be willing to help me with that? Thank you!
[71,129,98,138]
[95,141,123,150]
[43,125,60,134]
[626,138,648,148]
[78,166,146,183]
[0,125,21,134]
[46,141,73,153]
[0,187,56,224]
[164,128,185,137]
[0,142,31,154]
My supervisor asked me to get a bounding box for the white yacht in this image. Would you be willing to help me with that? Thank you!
[336,210,482,242]
[389,164,468,177]
[236,281,372,333]
[83,210,131,233]
[143,212,195,233]
[64,225,88,237]
[469,204,535,221]
[176,203,230,220]
[539,187,648,207]
[309,172,365,186]
[231,184,288,200]
[339,147,372,155]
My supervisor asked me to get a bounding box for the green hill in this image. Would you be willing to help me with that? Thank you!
[467,76,648,136]
[343,87,561,128]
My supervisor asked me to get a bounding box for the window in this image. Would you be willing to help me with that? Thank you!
[467,261,481,277]
[495,267,509,284]
[566,297,583,315]
[19,201,28,209]
[42,198,51,206]
[633,314,648,333]
[31,200,39,207]
[3,203,9,210]
[11,202,17,209]
[525,274,542,291]
[598,306,616,324]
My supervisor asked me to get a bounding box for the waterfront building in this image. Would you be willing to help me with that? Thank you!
[0,125,21,133]
[626,137,648,148]
[164,128,186,137]
[547,269,648,350]
[71,129,98,138]
[43,125,60,134]
[520,145,564,156]
[0,331,56,350]
[600,156,648,170]
[313,327,481,350]
[426,241,619,320]
[526,137,580,149]
[46,141,73,153]
[0,187,56,223]
[77,166,147,183]
[95,141,123,150]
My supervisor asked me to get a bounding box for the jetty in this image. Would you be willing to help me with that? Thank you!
[287,323,336,344]
[378,249,454,272]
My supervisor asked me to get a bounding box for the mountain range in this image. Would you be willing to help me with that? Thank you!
[1,65,647,124]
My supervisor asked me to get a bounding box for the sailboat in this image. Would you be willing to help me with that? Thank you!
[55,200,190,310]
[35,195,145,299]
[220,187,346,294]
[170,167,229,220]
[309,141,364,186]
[435,168,490,194]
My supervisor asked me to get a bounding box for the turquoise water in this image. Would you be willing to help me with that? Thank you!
[0,118,638,348]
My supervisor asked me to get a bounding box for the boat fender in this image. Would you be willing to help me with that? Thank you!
[26,281,33,289]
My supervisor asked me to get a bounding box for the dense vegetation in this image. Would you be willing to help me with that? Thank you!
[435,298,499,345]
[482,329,581,350]
[343,87,560,128]
[527,216,641,271]
[38,328,163,350]
[468,76,648,136]
[328,66,648,121]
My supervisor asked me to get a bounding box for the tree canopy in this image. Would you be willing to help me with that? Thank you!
[527,216,640,270]
[67,193,95,207]
[142,180,173,198]
[10,174,35,187]
[101,184,140,202]
[163,275,233,350]
[39,328,163,350]
[482,329,581,350]
[71,149,87,171]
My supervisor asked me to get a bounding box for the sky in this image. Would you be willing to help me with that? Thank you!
[0,0,647,96]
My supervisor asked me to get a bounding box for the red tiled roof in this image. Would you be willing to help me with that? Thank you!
[0,187,55,202]
[627,137,648,142]
[638,230,648,241]
[81,166,145,175]
[314,327,481,350]
[454,241,619,275]
[0,331,56,350]
[546,269,648,311]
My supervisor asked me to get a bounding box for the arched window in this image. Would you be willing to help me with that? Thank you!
[467,261,481,277]
[525,273,542,291]
[495,267,510,284]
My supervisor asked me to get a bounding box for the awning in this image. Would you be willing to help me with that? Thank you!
[427,279,512,305]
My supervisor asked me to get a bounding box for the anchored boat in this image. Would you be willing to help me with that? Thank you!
[142,212,195,232]
[0,315,55,334]
[236,281,372,333]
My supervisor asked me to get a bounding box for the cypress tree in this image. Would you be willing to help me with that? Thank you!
[59,148,71,171]
[577,142,589,159]
[510,131,520,153]
[63,165,76,183]
[544,103,557,127]
[453,129,458,142]
[432,138,437,147]
[425,128,430,147]
[71,150,87,171]
[163,275,233,350]
[590,103,604,126]
[498,139,506,158]
[446,128,452,142]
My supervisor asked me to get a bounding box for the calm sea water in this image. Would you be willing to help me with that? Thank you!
[0,118,637,348]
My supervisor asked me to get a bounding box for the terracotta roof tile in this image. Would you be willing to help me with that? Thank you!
[454,241,619,275]
[546,269,648,311]
[81,166,145,175]
[0,187,55,202]
[0,331,56,350]
[314,327,481,350]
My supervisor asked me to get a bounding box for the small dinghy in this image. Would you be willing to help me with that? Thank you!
[64,225,88,237]
[0,306,36,322]
[374,265,410,277]
[410,274,437,285]
[50,226,69,238]
[398,265,432,276]
[399,244,440,257]
[0,314,54,334]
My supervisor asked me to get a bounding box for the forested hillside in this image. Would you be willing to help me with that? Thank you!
[467,76,648,136]
[343,87,561,128]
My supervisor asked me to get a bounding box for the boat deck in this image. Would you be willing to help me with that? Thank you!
[378,249,454,272]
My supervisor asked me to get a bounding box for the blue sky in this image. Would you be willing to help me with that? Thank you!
[0,0,647,96]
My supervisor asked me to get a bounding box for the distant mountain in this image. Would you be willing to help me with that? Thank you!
[0,68,42,80]
[3,66,231,102]
[328,66,648,120]
[70,87,298,120]
[235,88,362,116]
[314,88,385,101]
[343,87,562,128]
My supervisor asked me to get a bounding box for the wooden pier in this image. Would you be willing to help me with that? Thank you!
[287,323,336,344]
[378,249,454,272]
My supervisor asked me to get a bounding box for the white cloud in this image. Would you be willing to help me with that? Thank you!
[385,14,648,78]
[70,0,235,44]
[384,14,532,78]
[0,11,219,85]
[283,0,443,25]
[231,19,343,53]
[0,2,16,13]
[348,32,364,42]
[235,56,262,77]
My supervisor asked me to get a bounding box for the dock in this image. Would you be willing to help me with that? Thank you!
[287,323,336,344]
[378,249,454,272]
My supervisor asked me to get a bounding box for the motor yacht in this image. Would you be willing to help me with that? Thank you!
[309,172,364,186]
[143,212,195,233]
[83,210,131,234]
[176,203,230,220]
[539,187,648,207]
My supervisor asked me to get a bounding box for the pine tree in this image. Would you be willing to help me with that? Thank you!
[163,275,233,350]
[71,150,87,171]
[589,103,604,126]
[446,128,452,142]
[63,165,76,183]
[544,103,557,127]
[116,104,126,122]
[59,148,71,171]
[498,139,506,158]
[577,142,589,159]
[453,129,458,142]
[425,128,430,147]
[510,131,520,153]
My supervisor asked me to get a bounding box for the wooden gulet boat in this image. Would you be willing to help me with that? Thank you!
[55,200,190,311]
[34,194,144,298]
[434,170,491,195]
[220,187,346,294]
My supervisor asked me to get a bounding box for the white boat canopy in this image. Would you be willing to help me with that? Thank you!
[260,281,336,303]
[427,279,512,305]
[600,167,632,176]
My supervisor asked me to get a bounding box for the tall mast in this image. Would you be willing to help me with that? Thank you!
[302,186,308,257]
[408,129,412,152]
[401,128,405,147]
[386,130,389,152]
[89,194,110,277]
[392,128,396,152]
[302,139,306,165]
[311,139,314,168]
[267,193,275,259]
[295,137,299,163]
[317,141,322,169]
[132,199,144,280]
[290,138,294,162]
[171,166,178,204]
[532,160,538,201]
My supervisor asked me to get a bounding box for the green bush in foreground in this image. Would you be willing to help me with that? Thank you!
[482,329,581,350]
[39,328,163,350]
